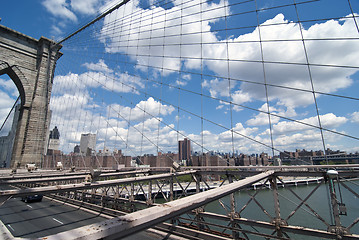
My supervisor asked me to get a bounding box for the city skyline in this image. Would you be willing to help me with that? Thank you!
[54,126,354,158]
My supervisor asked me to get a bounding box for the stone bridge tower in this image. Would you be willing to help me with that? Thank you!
[0,25,62,168]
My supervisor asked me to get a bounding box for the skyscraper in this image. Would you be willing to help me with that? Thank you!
[80,133,96,155]
[48,126,60,151]
[178,138,191,161]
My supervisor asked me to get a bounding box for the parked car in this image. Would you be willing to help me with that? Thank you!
[21,194,43,203]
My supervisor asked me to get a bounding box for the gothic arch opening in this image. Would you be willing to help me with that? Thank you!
[0,71,21,168]
[0,61,27,107]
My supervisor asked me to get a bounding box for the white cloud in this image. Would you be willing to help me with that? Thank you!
[274,130,323,149]
[350,112,359,124]
[43,0,110,39]
[100,2,359,114]
[0,92,14,111]
[0,78,18,136]
[42,0,78,22]
[231,90,252,111]
[219,122,259,142]
[108,97,175,122]
[206,14,358,110]
[246,103,296,126]
[272,113,347,135]
[83,59,113,73]
[202,78,231,98]
[70,0,103,15]
[185,123,268,155]
[53,61,144,95]
[50,92,90,114]
[176,74,191,86]
[0,90,16,135]
[0,78,18,97]
[49,89,185,154]
[50,25,64,37]
[272,128,343,152]
[101,0,229,76]
[52,73,86,95]
[43,0,107,20]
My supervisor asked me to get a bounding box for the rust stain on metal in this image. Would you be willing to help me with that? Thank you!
[117,218,133,223]
[160,203,172,208]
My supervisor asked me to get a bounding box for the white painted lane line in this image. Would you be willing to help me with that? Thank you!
[7,224,15,232]
[52,218,64,225]
[26,204,33,208]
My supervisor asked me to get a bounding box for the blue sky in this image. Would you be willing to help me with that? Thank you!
[1,0,359,157]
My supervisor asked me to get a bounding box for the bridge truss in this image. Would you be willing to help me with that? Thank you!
[0,165,359,239]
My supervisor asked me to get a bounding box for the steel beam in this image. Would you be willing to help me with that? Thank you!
[0,170,197,198]
[0,171,89,181]
[0,170,151,185]
[183,166,359,179]
[184,164,359,171]
[195,212,359,239]
[155,222,232,240]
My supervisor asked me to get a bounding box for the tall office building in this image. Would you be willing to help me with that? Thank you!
[178,138,191,161]
[47,126,60,151]
[80,133,96,155]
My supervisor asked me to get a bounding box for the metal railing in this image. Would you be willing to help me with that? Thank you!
[0,165,359,239]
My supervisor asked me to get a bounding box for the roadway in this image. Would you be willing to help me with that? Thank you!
[0,184,183,239]
[0,196,108,238]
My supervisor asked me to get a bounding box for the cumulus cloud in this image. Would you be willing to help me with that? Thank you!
[0,78,18,97]
[108,97,175,122]
[100,2,358,113]
[0,91,14,112]
[246,104,297,126]
[273,128,343,152]
[50,88,178,153]
[185,123,266,155]
[42,0,109,39]
[231,90,252,109]
[272,113,348,135]
[0,90,15,136]
[350,112,359,124]
[248,112,350,153]
[53,60,144,95]
[42,0,78,22]
[208,14,358,110]
[100,0,229,76]
[47,1,359,155]
[0,78,18,136]
[202,78,231,98]
[83,59,113,73]
[50,25,64,37]
[176,74,191,86]
[43,0,107,20]
[70,0,103,15]
[219,122,259,142]
[50,93,90,114]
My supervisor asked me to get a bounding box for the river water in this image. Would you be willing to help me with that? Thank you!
[200,179,359,239]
